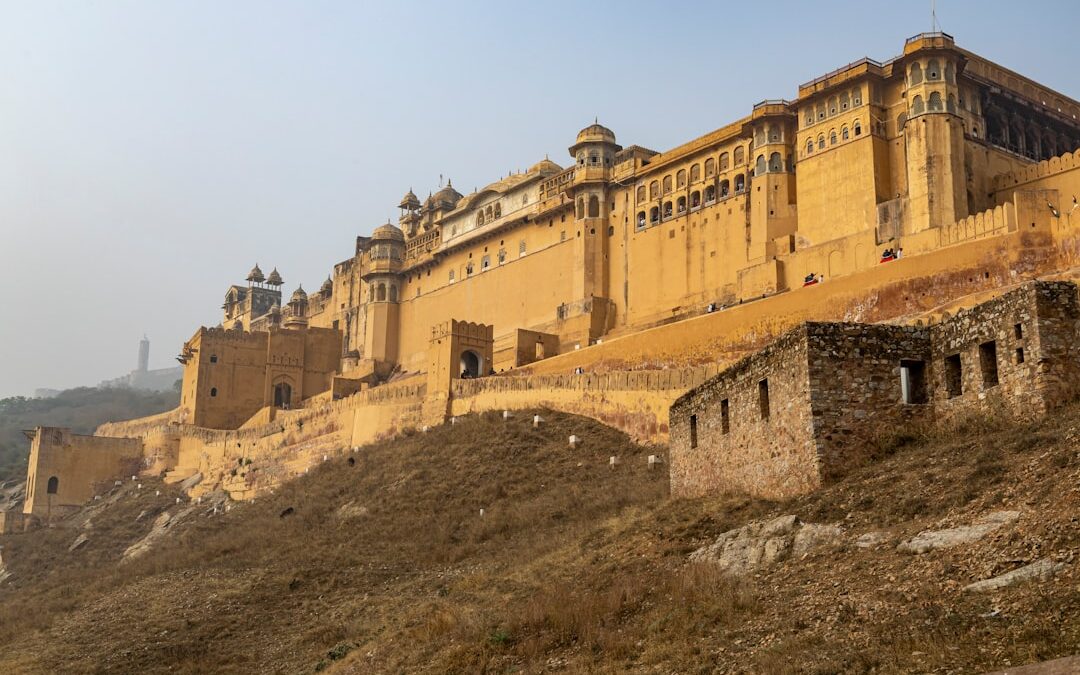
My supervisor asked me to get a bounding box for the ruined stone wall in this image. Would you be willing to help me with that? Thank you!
[451,366,722,444]
[930,281,1080,421]
[805,323,932,481]
[669,329,816,499]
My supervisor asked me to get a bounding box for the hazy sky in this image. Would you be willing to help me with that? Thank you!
[2,1,1079,398]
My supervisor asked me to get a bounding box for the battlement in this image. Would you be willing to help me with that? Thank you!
[991,148,1080,192]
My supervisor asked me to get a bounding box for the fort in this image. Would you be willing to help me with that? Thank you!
[16,32,1080,522]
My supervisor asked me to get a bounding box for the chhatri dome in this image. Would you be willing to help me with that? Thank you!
[266,267,283,286]
[290,285,307,303]
[432,180,464,208]
[246,263,265,284]
[319,276,333,294]
[398,188,421,210]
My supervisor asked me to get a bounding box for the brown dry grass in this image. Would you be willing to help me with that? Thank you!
[0,405,1078,674]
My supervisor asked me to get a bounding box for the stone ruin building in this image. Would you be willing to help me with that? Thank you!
[670,281,1080,498]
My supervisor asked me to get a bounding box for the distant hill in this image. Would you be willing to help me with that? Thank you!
[0,386,179,483]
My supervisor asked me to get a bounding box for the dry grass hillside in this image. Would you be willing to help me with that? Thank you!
[0,407,1078,674]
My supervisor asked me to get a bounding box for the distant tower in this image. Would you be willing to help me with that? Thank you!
[137,335,150,372]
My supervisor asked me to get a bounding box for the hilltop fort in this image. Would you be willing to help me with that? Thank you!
[11,32,1080,527]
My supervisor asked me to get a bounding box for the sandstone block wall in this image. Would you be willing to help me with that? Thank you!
[670,329,817,499]
[671,281,1080,498]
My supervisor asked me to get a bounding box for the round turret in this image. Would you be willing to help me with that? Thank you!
[568,120,622,161]
[574,122,617,146]
[319,276,333,295]
[529,158,563,174]
[246,263,265,284]
[371,221,405,242]
[432,180,463,209]
[266,267,283,286]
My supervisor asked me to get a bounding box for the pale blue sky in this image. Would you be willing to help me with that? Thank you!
[1,1,1079,397]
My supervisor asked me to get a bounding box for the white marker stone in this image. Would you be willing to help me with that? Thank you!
[533,415,542,428]
[609,456,619,467]
[569,435,579,448]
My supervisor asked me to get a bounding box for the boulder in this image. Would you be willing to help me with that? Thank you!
[963,559,1067,593]
[690,515,842,574]
[897,511,1020,555]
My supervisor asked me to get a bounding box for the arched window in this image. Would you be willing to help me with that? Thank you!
[806,138,814,155]
[841,126,849,140]
[704,158,716,177]
[588,151,600,165]
[449,269,456,282]
[754,155,766,175]
[636,186,646,203]
[481,255,490,271]
[494,203,501,218]
[649,181,659,199]
[576,197,585,219]
[519,240,527,256]
[720,179,730,198]
[497,249,506,264]
[754,127,766,145]
[896,112,907,132]
[676,196,686,213]
[927,59,940,80]
[47,476,59,494]
[637,211,646,229]
[733,147,744,165]
[486,205,493,219]
[389,285,398,302]
[690,164,700,182]
[829,130,837,145]
[704,185,716,202]
[676,169,686,188]
[369,286,375,302]
[852,88,862,106]
[840,91,850,111]
[466,262,474,276]
[817,135,825,150]
[273,382,292,408]
[210,387,217,397]
[522,194,529,206]
[476,212,484,226]
[719,152,729,171]
[912,95,925,115]
[853,121,862,136]
[769,125,780,142]
[587,195,600,218]
[828,96,838,116]
[816,103,826,120]
[805,112,813,127]
[768,152,782,172]
[734,174,745,192]
[928,92,943,112]
[663,201,672,218]
[690,190,701,208]
[376,283,386,301]
[649,206,659,224]
[910,62,923,85]
[662,175,672,194]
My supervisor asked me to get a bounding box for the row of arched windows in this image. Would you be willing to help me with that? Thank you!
[575,195,601,219]
[909,59,955,87]
[753,152,786,175]
[368,281,399,302]
[805,87,863,128]
[635,175,746,228]
[910,92,957,115]
[804,120,863,155]
[475,202,503,227]
[754,125,785,146]
[636,148,745,204]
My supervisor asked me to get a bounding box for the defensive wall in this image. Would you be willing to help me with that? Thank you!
[669,281,1080,499]
[19,158,1080,512]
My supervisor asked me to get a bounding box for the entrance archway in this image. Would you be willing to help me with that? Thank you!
[273,382,293,409]
[459,350,483,379]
